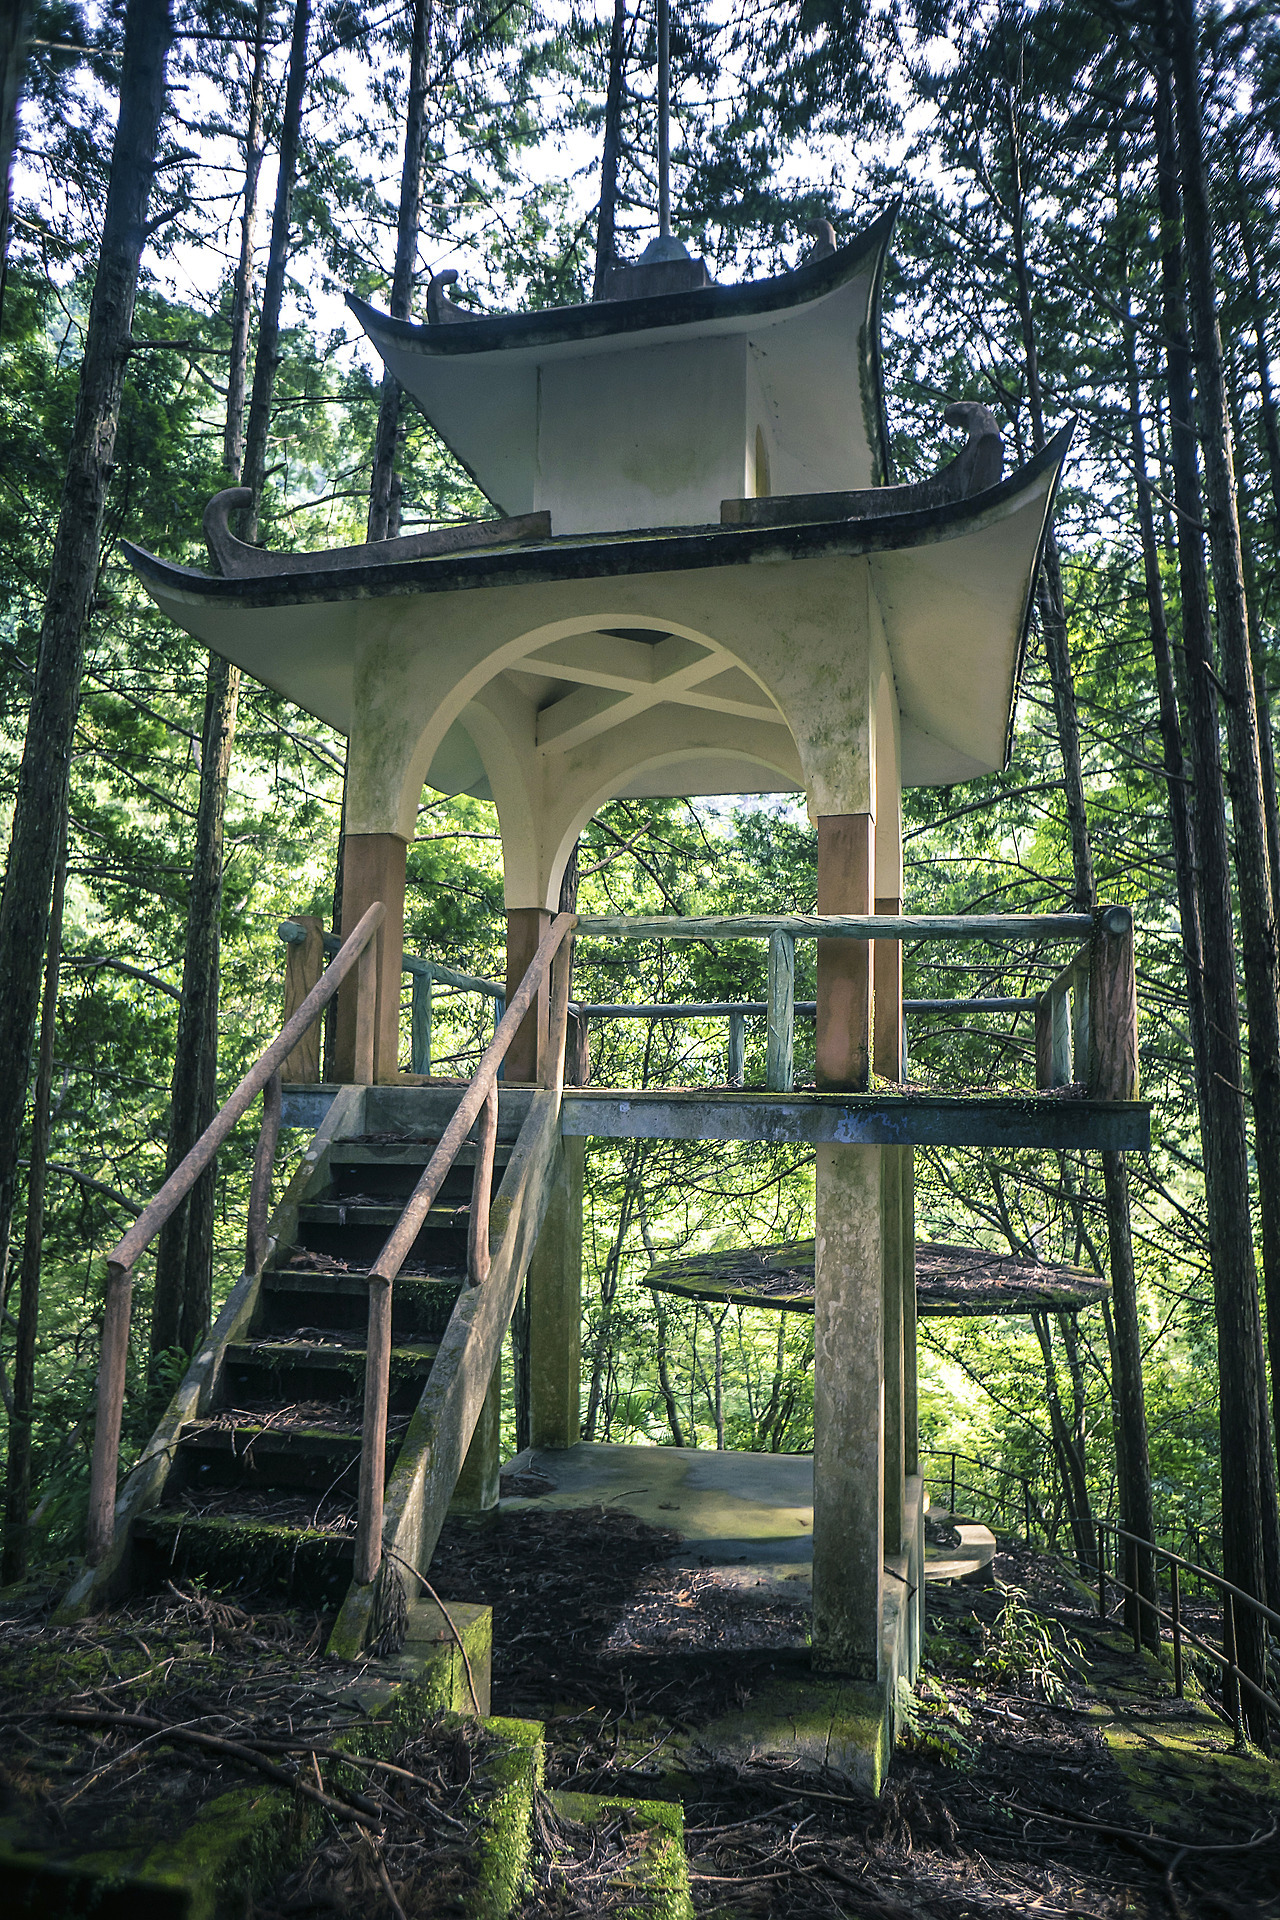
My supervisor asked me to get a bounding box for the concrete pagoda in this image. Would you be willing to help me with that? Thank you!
[125,207,1071,1694]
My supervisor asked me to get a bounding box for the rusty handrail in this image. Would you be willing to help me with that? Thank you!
[85,900,387,1567]
[353,912,576,1586]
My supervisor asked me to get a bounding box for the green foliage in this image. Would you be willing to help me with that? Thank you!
[976,1587,1084,1706]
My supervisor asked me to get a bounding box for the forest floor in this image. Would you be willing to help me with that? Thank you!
[1,1521,1276,1917]
[426,1509,1280,1919]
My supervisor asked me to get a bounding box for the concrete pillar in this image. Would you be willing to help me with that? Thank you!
[812,1142,883,1678]
[873,895,902,1082]
[505,908,550,1084]
[335,832,406,1083]
[882,1148,906,1556]
[527,1136,584,1448]
[450,1362,501,1512]
[816,815,873,1090]
[902,1148,918,1478]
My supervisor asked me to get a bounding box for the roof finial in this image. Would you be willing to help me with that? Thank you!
[641,0,688,264]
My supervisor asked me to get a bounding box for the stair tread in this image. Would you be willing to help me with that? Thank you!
[263,1268,463,1292]
[271,1256,465,1280]
[141,1495,356,1540]
[297,1200,470,1224]
[226,1336,437,1362]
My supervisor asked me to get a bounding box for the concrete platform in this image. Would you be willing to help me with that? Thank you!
[499,1441,994,1600]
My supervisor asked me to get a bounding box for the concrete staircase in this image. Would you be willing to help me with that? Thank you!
[131,1128,512,1610]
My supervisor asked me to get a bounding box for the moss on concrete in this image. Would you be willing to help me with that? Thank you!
[690,1673,888,1793]
[547,1791,694,1920]
[466,1716,544,1920]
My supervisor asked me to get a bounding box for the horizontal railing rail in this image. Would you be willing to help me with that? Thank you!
[921,1446,1038,1542]
[86,901,387,1567]
[353,911,577,1587]
[279,907,1137,1100]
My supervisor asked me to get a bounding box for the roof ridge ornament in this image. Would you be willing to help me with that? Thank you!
[201,487,550,579]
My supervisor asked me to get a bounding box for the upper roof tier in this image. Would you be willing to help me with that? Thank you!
[347,210,895,537]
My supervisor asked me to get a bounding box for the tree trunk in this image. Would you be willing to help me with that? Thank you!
[1155,43,1271,1723]
[655,1298,684,1445]
[0,0,173,1295]
[1032,1311,1094,1574]
[1101,1152,1159,1647]
[367,0,433,542]
[223,0,270,483]
[1,823,66,1583]
[0,0,33,329]
[240,0,311,544]
[149,659,241,1371]
[150,5,269,1378]
[592,0,628,298]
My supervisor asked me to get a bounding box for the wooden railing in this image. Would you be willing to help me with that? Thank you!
[85,902,387,1566]
[571,906,1138,1098]
[352,910,576,1587]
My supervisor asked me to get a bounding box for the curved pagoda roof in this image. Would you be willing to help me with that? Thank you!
[122,209,1072,807]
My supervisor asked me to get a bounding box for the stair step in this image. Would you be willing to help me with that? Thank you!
[134,1507,354,1606]
[297,1200,469,1228]
[169,1423,391,1496]
[259,1269,463,1340]
[327,1140,513,1204]
[221,1338,436,1411]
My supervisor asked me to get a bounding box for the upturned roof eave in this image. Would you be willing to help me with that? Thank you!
[122,423,1070,614]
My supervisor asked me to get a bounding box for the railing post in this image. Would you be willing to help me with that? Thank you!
[1098,1523,1107,1618]
[411,966,432,1076]
[354,932,378,1085]
[245,1071,283,1276]
[280,915,326,1082]
[950,1451,957,1515]
[468,1083,498,1286]
[1071,950,1090,1083]
[1171,1561,1183,1697]
[86,1262,134,1565]
[355,1271,393,1587]
[727,1009,745,1086]
[1023,1477,1032,1544]
[494,995,505,1082]
[1089,905,1138,1100]
[1036,986,1071,1090]
[766,929,795,1092]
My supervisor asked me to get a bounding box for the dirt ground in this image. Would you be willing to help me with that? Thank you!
[427,1513,1280,1918]
[2,1518,1276,1917]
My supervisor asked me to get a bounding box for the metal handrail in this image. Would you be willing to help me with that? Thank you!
[352,911,577,1586]
[921,1446,1038,1540]
[86,901,387,1567]
[1094,1517,1280,1741]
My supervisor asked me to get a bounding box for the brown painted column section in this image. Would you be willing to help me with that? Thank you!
[873,894,902,1082]
[527,1135,584,1448]
[335,833,406,1083]
[505,908,550,1084]
[816,815,873,1090]
[812,1141,884,1679]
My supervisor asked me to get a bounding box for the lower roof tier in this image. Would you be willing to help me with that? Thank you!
[644,1238,1110,1317]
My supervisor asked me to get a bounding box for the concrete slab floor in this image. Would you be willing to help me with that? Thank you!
[500,1443,993,1604]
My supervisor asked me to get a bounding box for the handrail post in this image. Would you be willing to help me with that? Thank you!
[727,1008,745,1086]
[1089,905,1138,1100]
[86,1262,134,1565]
[468,1083,498,1286]
[245,1071,283,1275]
[546,933,574,1094]
[1023,1476,1032,1544]
[355,1273,392,1586]
[411,965,432,1075]
[1071,950,1090,1083]
[1098,1523,1107,1617]
[950,1451,957,1515]
[766,929,795,1092]
[1171,1561,1183,1697]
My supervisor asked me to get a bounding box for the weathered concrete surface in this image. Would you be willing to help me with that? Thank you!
[526,1135,583,1449]
[451,1362,502,1514]
[813,1141,883,1678]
